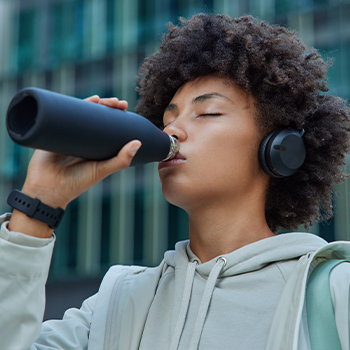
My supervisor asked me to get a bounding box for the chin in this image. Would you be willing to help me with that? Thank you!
[160,179,196,210]
[161,187,188,210]
[161,183,219,212]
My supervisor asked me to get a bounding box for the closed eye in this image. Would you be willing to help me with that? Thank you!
[162,113,223,129]
[199,113,222,117]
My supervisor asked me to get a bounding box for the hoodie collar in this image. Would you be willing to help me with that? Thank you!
[165,232,328,278]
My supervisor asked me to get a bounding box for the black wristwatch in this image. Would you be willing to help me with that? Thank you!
[7,189,65,229]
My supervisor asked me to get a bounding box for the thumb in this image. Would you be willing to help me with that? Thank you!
[96,140,142,178]
[128,140,142,157]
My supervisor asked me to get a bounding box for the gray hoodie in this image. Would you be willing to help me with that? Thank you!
[139,233,327,350]
[3,213,344,350]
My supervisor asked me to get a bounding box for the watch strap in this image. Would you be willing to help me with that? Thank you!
[7,189,64,229]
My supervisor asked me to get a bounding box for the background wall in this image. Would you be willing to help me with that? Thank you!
[0,0,349,319]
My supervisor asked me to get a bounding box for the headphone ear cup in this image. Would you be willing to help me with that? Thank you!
[258,130,283,178]
[258,128,306,178]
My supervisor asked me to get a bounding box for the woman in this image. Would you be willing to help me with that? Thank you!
[1,14,350,349]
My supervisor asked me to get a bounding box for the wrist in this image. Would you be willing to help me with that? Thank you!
[21,184,69,210]
[8,210,54,238]
[7,190,65,236]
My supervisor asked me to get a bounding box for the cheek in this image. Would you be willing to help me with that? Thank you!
[203,125,261,176]
[199,150,257,194]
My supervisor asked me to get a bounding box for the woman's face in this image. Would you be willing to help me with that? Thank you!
[158,74,268,211]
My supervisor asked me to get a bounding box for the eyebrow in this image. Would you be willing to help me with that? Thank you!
[164,92,234,113]
[164,103,178,112]
[192,92,234,104]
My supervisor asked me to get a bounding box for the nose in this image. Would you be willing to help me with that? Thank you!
[163,120,188,142]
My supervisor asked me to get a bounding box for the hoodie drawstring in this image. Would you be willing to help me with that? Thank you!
[170,256,226,350]
[189,257,226,350]
[169,259,199,350]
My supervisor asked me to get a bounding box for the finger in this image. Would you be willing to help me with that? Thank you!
[98,97,119,108]
[118,100,128,111]
[99,98,128,111]
[95,140,142,178]
[84,95,100,103]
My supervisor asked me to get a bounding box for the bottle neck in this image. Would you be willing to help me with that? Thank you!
[163,135,179,161]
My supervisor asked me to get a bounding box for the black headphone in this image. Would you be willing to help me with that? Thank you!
[258,127,306,178]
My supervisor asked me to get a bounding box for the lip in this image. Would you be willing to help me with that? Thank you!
[158,152,186,170]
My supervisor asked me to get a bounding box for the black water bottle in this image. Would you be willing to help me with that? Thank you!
[6,87,178,166]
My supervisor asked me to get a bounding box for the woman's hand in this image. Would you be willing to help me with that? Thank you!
[8,96,141,238]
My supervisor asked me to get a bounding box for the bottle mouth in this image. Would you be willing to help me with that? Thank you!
[163,135,179,161]
[8,95,38,136]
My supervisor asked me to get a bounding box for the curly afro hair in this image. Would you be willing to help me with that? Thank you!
[135,13,350,232]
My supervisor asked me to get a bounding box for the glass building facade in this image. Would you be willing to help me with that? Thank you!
[0,0,349,317]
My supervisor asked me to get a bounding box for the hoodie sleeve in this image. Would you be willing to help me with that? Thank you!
[330,262,350,350]
[0,213,97,350]
[30,294,97,350]
[0,213,55,349]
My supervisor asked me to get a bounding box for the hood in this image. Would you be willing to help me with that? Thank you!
[165,232,327,278]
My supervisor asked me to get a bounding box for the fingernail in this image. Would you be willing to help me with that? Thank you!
[130,142,141,157]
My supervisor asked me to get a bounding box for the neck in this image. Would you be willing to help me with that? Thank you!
[187,191,274,263]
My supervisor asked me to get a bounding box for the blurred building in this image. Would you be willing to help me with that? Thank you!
[0,0,349,319]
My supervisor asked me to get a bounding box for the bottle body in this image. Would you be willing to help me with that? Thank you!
[6,87,175,166]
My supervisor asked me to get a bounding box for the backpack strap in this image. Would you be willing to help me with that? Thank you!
[88,262,166,350]
[306,259,350,350]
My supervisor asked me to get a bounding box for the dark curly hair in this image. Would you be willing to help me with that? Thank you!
[135,13,350,232]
